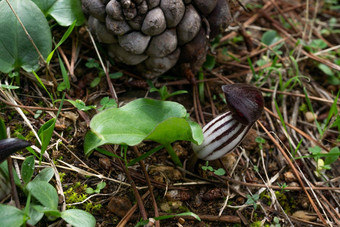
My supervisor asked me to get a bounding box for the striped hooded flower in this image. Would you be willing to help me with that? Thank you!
[192,84,264,161]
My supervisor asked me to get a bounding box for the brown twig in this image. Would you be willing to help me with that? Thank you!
[117,191,150,227]
[260,87,339,105]
[133,146,160,227]
[317,191,340,226]
[258,121,327,225]
[105,62,119,103]
[264,107,329,152]
[218,175,340,191]
[158,212,241,223]
[64,93,91,126]
[220,1,274,43]
[261,11,340,72]
[0,97,75,111]
[106,145,148,221]
[192,84,202,126]
[57,46,74,82]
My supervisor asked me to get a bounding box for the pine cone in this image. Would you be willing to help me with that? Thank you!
[82,0,232,78]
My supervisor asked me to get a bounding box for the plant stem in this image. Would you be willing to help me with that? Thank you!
[7,157,20,208]
[164,143,182,167]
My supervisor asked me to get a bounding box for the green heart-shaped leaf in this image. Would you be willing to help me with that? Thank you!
[84,98,203,157]
[32,0,85,26]
[0,0,52,73]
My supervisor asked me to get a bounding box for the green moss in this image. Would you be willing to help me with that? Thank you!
[12,123,24,135]
[84,202,102,213]
[250,221,262,227]
[275,191,297,213]
[59,172,66,183]
[64,182,101,213]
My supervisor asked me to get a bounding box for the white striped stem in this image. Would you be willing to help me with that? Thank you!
[192,111,252,161]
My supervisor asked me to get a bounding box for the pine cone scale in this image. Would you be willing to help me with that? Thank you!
[82,0,232,77]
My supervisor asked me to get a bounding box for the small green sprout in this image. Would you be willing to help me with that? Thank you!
[86,181,106,194]
[246,193,260,210]
[98,97,117,112]
[66,99,96,111]
[270,217,281,227]
[255,136,266,150]
[148,82,188,101]
[277,183,289,193]
[201,161,226,176]
[86,59,123,87]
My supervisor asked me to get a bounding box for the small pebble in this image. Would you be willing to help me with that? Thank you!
[178,217,185,224]
[166,190,190,201]
[107,196,132,217]
[292,210,316,221]
[305,111,317,123]
[283,171,296,183]
[160,202,171,212]
[99,157,111,170]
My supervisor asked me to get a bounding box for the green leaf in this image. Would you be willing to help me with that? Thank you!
[32,167,54,182]
[127,145,164,166]
[0,0,52,73]
[27,204,44,225]
[0,161,21,186]
[308,146,322,161]
[308,146,322,155]
[109,72,123,79]
[255,137,266,144]
[8,71,19,78]
[156,212,201,222]
[84,98,203,156]
[32,0,85,26]
[57,81,67,91]
[97,181,106,190]
[214,168,226,176]
[33,71,54,102]
[90,77,101,87]
[95,147,123,160]
[318,64,334,76]
[57,53,70,91]
[261,30,281,46]
[61,209,96,227]
[0,84,20,89]
[325,147,340,166]
[310,39,328,50]
[47,20,77,64]
[38,118,56,154]
[85,188,94,194]
[188,120,204,145]
[85,58,99,68]
[30,0,55,13]
[98,97,117,111]
[246,194,259,210]
[48,0,85,26]
[66,99,96,111]
[146,117,196,145]
[0,118,6,140]
[27,181,58,210]
[21,155,35,184]
[203,55,216,70]
[0,204,26,227]
[32,205,61,219]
